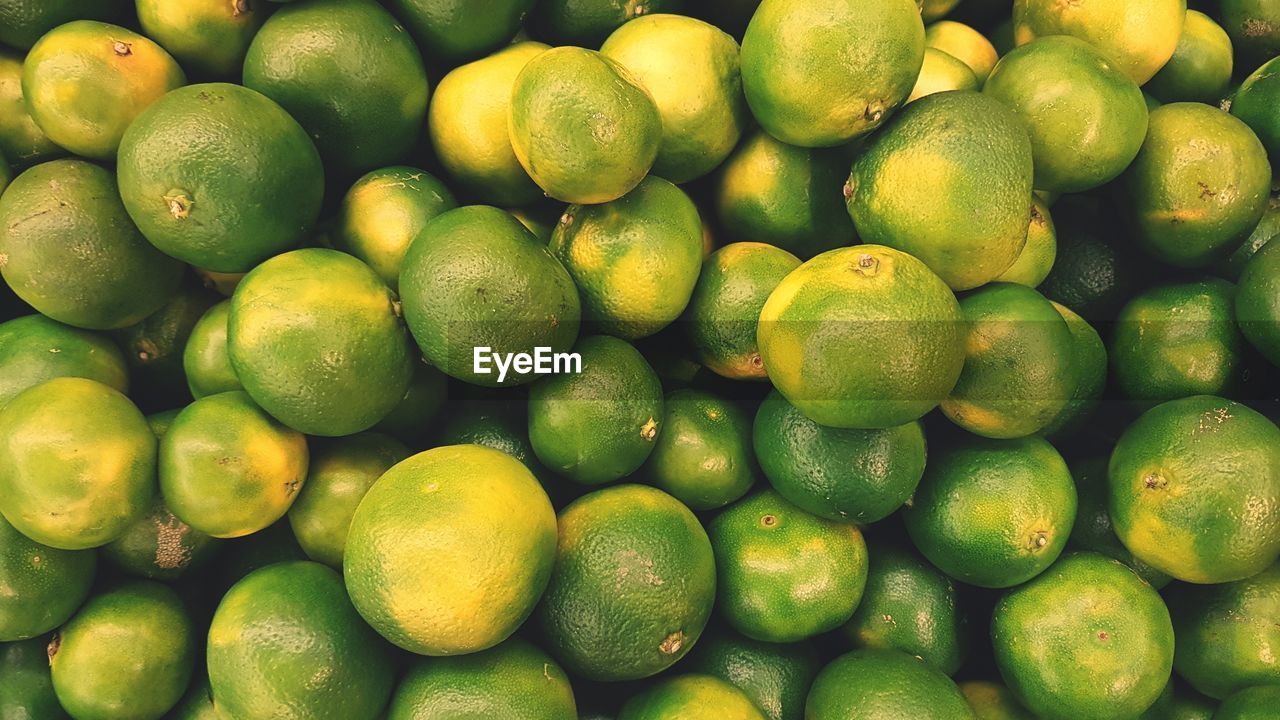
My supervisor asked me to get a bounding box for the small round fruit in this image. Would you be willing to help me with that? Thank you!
[387,0,533,62]
[1108,395,1280,584]
[991,553,1174,720]
[182,300,241,399]
[529,335,664,485]
[114,283,219,404]
[908,48,979,102]
[739,0,924,147]
[531,0,683,47]
[508,46,661,204]
[904,435,1077,588]
[805,648,973,719]
[1237,239,1280,366]
[550,176,703,339]
[387,637,576,720]
[711,490,868,643]
[0,378,154,550]
[601,14,749,184]
[101,496,217,581]
[50,582,195,720]
[136,0,267,77]
[0,159,183,330]
[209,561,394,720]
[344,446,557,656]
[116,82,324,272]
[0,636,65,719]
[994,196,1056,288]
[983,36,1147,193]
[535,484,715,681]
[685,630,822,720]
[1038,198,1139,322]
[0,1,124,49]
[1067,457,1169,588]
[753,390,927,523]
[0,314,128,407]
[758,245,965,429]
[1216,196,1280,281]
[620,675,766,720]
[160,391,309,539]
[0,51,62,167]
[1145,10,1233,104]
[1220,0,1280,67]
[1122,103,1271,268]
[0,515,95,641]
[399,206,581,386]
[229,248,414,436]
[646,389,756,511]
[1011,0,1184,84]
[1215,686,1280,720]
[925,21,999,82]
[1232,57,1280,173]
[959,682,1036,720]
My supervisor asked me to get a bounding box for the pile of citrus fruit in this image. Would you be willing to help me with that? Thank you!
[2,0,1280,718]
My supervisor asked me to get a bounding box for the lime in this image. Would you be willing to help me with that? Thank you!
[805,648,974,719]
[0,0,124,49]
[101,495,218,580]
[993,196,1056,287]
[1232,56,1280,184]
[1237,238,1280,366]
[960,682,1036,720]
[182,300,242,399]
[136,0,266,77]
[926,21,999,82]
[0,636,67,719]
[1011,0,1184,84]
[0,515,95,641]
[1216,686,1280,720]
[620,675,766,720]
[1067,457,1170,588]
[685,629,821,720]
[907,48,979,102]
[0,314,128,408]
[387,0,534,62]
[1146,10,1234,104]
[645,389,756,511]
[0,51,62,168]
[113,281,219,405]
[531,0,684,47]
[1221,0,1280,67]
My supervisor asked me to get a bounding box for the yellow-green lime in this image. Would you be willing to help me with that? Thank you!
[620,675,766,720]
[1237,238,1280,366]
[386,0,535,62]
[993,196,1056,287]
[0,1,125,49]
[136,0,267,77]
[0,314,128,408]
[1145,10,1233,104]
[0,514,95,641]
[1231,56,1280,180]
[685,629,822,720]
[0,636,67,718]
[530,0,684,47]
[1011,0,1184,84]
[1216,685,1280,720]
[1066,457,1170,588]
[926,21,999,82]
[805,649,974,719]
[908,48,979,102]
[182,300,242,399]
[645,389,757,511]
[0,51,62,168]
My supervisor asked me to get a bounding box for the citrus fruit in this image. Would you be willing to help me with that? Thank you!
[0,314,128,407]
[843,541,967,675]
[1108,395,1280,584]
[942,283,1075,438]
[1038,198,1139,321]
[387,637,577,720]
[0,159,183,330]
[1215,685,1280,720]
[0,515,94,641]
[208,561,394,720]
[684,242,801,381]
[550,176,703,339]
[0,636,66,719]
[846,91,1034,290]
[22,21,184,159]
[601,13,749,184]
[1011,0,1184,85]
[182,300,242,399]
[399,205,581,386]
[1139,681,1216,720]
[710,489,868,643]
[991,552,1175,720]
[508,46,661,204]
[1237,239,1280,366]
[1167,563,1280,699]
[344,445,556,655]
[645,389,756,510]
[959,682,1036,720]
[372,361,448,446]
[715,130,858,259]
[160,390,309,539]
[332,167,457,290]
[925,21,999,82]
[1232,56,1280,181]
[116,82,324,272]
[921,0,960,22]
[113,282,219,404]
[757,245,965,429]
[983,36,1147,193]
[0,51,62,168]
[620,674,767,720]
[528,334,664,484]
[428,42,545,207]
[994,196,1056,287]
[229,249,414,436]
[167,676,216,720]
[1066,457,1170,588]
[136,0,267,77]
[243,0,428,175]
[535,484,715,681]
[386,0,535,62]
[739,0,924,147]
[1122,102,1272,268]
[531,0,684,46]
[1221,0,1280,67]
[805,648,974,719]
[685,630,822,720]
[1145,10,1233,104]
[101,495,218,581]
[0,378,153,550]
[0,0,124,49]
[287,432,408,568]
[907,48,979,102]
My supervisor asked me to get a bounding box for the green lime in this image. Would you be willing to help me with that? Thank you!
[908,48,979,102]
[113,281,219,405]
[387,0,534,62]
[959,682,1035,720]
[0,51,62,168]
[620,675,766,720]
[0,636,67,719]
[136,0,267,77]
[926,21,999,82]
[0,0,124,49]
[1140,681,1215,720]
[0,314,128,408]
[1145,10,1234,104]
[994,196,1056,287]
[805,648,973,719]
[1216,686,1280,720]
[0,515,95,641]
[1011,0,1184,84]
[1040,302,1107,437]
[1221,0,1280,67]
[1232,56,1279,164]
[530,0,684,47]
[101,495,218,580]
[645,389,756,510]
[183,300,242,399]
[685,630,821,720]
[1067,457,1170,588]
[1237,238,1280,366]
[372,361,448,446]
[1038,198,1139,322]
[166,675,216,720]
[1215,195,1279,282]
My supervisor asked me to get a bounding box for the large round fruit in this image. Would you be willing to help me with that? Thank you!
[805,648,973,719]
[136,0,267,77]
[535,484,715,681]
[685,630,822,720]
[646,389,756,511]
[388,0,533,62]
[0,515,95,641]
[344,445,557,656]
[757,245,965,429]
[620,674,766,720]
[925,21,999,82]
[0,314,128,408]
[1232,56,1280,175]
[0,636,66,719]
[0,51,62,169]
[994,194,1056,288]
[1215,685,1280,720]
[1011,0,1184,84]
[1236,220,1280,367]
[1145,10,1233,104]
[117,82,324,272]
[1220,0,1280,66]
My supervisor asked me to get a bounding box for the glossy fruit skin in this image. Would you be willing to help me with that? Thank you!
[1122,103,1272,268]
[0,159,183,330]
[344,446,557,656]
[387,637,576,720]
[208,561,394,720]
[907,48,979,102]
[0,314,128,408]
[0,0,124,49]
[983,36,1147,193]
[685,630,822,720]
[959,682,1036,720]
[0,636,68,719]
[1232,56,1280,181]
[229,248,414,436]
[182,300,242,399]
[1168,563,1280,699]
[117,82,324,273]
[739,0,924,147]
[0,515,95,641]
[1109,395,1280,584]
[715,131,857,260]
[1220,0,1280,67]
[994,195,1056,288]
[388,0,533,62]
[136,0,267,77]
[1038,197,1139,322]
[508,46,661,204]
[101,495,218,581]
[399,206,581,386]
[925,21,999,82]
[1067,457,1169,588]
[619,674,767,720]
[805,648,974,720]
[758,245,965,430]
[1237,239,1280,366]
[846,91,1033,291]
[646,389,756,511]
[1041,302,1108,438]
[1215,685,1280,720]
[1145,10,1233,104]
[160,391,309,539]
[710,490,868,642]
[1011,0,1184,85]
[992,553,1175,720]
[531,0,684,47]
[843,542,967,675]
[905,435,1076,588]
[528,335,664,485]
[0,378,154,550]
[114,281,219,405]
[753,390,926,523]
[535,484,715,681]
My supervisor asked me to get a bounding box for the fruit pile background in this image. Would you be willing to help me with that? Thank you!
[0,0,1279,718]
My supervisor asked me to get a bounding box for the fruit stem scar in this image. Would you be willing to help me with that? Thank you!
[1143,473,1167,490]
[164,192,193,220]
[640,418,658,440]
[855,254,879,275]
[659,631,684,654]
[112,40,132,56]
[232,0,250,15]
[47,634,60,660]
[760,514,777,527]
